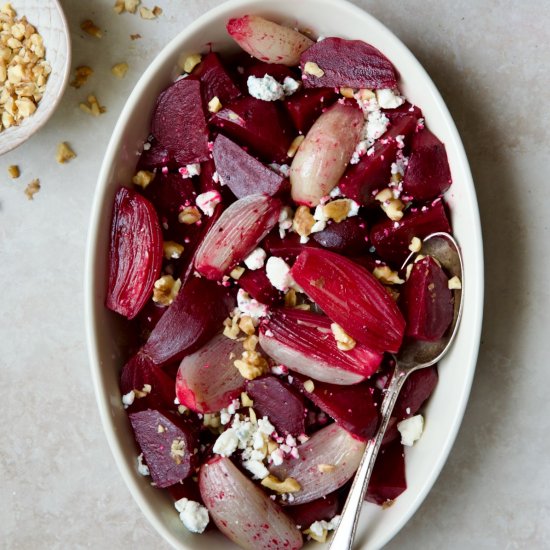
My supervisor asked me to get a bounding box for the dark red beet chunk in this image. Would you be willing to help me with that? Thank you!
[394,366,438,420]
[120,352,176,411]
[402,127,452,202]
[129,409,198,488]
[284,88,338,134]
[238,268,282,306]
[292,376,379,441]
[212,134,288,198]
[167,477,203,504]
[339,114,417,206]
[151,79,210,165]
[137,301,167,335]
[246,376,306,436]
[401,256,454,341]
[190,52,241,106]
[311,217,369,256]
[209,96,294,163]
[263,230,319,262]
[106,187,163,320]
[136,140,175,171]
[370,199,452,266]
[285,492,340,528]
[241,61,297,83]
[142,277,233,367]
[300,38,397,90]
[382,101,422,122]
[366,439,407,505]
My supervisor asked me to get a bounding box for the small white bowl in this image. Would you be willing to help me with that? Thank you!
[0,0,71,155]
[85,1,484,548]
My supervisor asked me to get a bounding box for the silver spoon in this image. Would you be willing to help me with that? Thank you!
[330,232,464,550]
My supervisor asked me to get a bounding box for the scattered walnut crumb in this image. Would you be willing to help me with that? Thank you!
[323,199,352,223]
[303,61,324,78]
[248,407,258,425]
[139,6,161,19]
[382,499,395,509]
[448,275,462,290]
[234,350,269,380]
[152,275,181,306]
[331,322,356,351]
[317,464,336,473]
[238,315,255,336]
[243,334,259,352]
[230,266,245,280]
[80,19,102,38]
[261,475,301,494]
[130,33,141,40]
[373,265,404,285]
[405,263,414,280]
[294,304,311,311]
[293,205,315,238]
[56,142,76,164]
[24,178,40,200]
[7,165,19,178]
[114,0,141,14]
[170,438,185,464]
[208,96,222,113]
[284,288,297,307]
[339,87,355,98]
[132,169,155,189]
[70,66,93,89]
[133,383,151,398]
[303,527,328,544]
[287,135,304,158]
[240,392,253,408]
[357,88,375,101]
[223,315,241,340]
[163,241,184,260]
[203,413,221,429]
[375,188,405,221]
[178,205,201,224]
[267,439,278,454]
[111,62,129,79]
[183,53,202,73]
[79,94,106,116]
[303,379,315,393]
[408,236,422,253]
[157,424,165,433]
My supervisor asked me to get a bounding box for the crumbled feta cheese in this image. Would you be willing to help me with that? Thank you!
[265,257,301,292]
[282,76,300,96]
[213,428,239,457]
[174,498,209,534]
[122,390,135,408]
[196,190,221,216]
[348,200,360,217]
[243,459,270,479]
[278,206,294,238]
[310,220,326,233]
[365,110,390,142]
[219,409,232,426]
[313,204,329,222]
[137,453,150,476]
[247,74,285,101]
[180,163,201,178]
[397,414,424,446]
[329,186,342,198]
[270,448,284,466]
[376,88,405,109]
[237,288,268,320]
[244,247,266,270]
[271,364,288,375]
[269,163,291,178]
[258,416,275,435]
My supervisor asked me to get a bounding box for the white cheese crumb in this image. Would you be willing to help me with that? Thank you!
[196,190,221,217]
[247,74,285,101]
[365,110,390,142]
[258,416,275,435]
[270,448,284,466]
[397,414,424,446]
[282,76,300,96]
[278,206,294,238]
[265,257,301,292]
[180,163,201,178]
[244,247,267,270]
[174,498,209,534]
[137,453,150,476]
[122,390,135,408]
[243,459,270,479]
[213,428,239,457]
[237,288,268,320]
[376,88,405,109]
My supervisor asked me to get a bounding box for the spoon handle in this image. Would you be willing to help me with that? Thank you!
[330,364,410,550]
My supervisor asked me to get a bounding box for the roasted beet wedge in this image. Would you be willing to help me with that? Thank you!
[263,230,318,262]
[129,409,198,488]
[401,256,454,341]
[284,88,338,134]
[210,96,294,163]
[300,38,397,90]
[200,456,304,550]
[394,366,438,420]
[270,423,366,506]
[292,376,379,441]
[227,15,313,66]
[259,308,382,384]
[311,217,369,256]
[246,376,306,436]
[151,79,210,165]
[142,277,233,367]
[120,352,176,411]
[285,492,340,528]
[238,268,282,306]
[290,249,406,354]
[190,52,241,106]
[136,140,175,171]
[212,135,288,198]
[195,194,282,280]
[369,199,452,266]
[106,187,163,320]
[290,102,364,206]
[339,114,417,206]
[402,127,452,201]
[241,61,297,84]
[383,101,423,122]
[175,334,245,413]
[366,438,407,505]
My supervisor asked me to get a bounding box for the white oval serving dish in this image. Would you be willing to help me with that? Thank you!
[85,0,484,548]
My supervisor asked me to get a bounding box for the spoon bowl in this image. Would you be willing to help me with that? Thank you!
[330,232,464,550]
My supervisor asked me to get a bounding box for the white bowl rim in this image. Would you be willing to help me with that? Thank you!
[84,0,484,548]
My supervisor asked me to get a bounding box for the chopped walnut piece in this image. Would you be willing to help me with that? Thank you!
[323,199,352,223]
[375,188,405,221]
[139,6,161,19]
[303,379,315,393]
[132,170,155,189]
[163,241,184,260]
[130,33,141,40]
[178,206,201,224]
[357,88,375,101]
[153,275,181,306]
[111,62,129,79]
[317,464,336,473]
[261,475,301,494]
[405,263,414,280]
[7,165,19,178]
[70,66,93,89]
[79,94,106,116]
[114,0,141,14]
[183,53,202,73]
[157,424,165,433]
[284,288,297,307]
[382,499,395,509]
[409,236,422,253]
[223,315,241,340]
[80,19,102,38]
[287,135,304,158]
[208,95,222,113]
[303,61,324,78]
[448,276,462,290]
[330,322,356,351]
[170,438,185,464]
[240,392,254,408]
[234,350,269,380]
[56,142,76,164]
[304,527,328,543]
[24,178,40,200]
[243,334,259,352]
[238,315,255,336]
[339,87,355,98]
[373,265,404,285]
[230,266,245,280]
[293,205,315,238]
